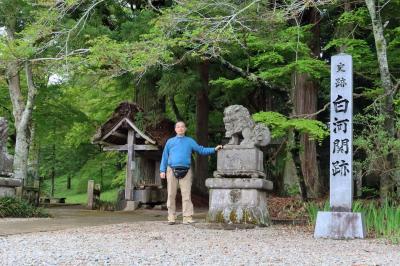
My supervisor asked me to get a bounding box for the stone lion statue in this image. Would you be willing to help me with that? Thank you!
[0,117,13,175]
[223,105,271,147]
[0,117,9,154]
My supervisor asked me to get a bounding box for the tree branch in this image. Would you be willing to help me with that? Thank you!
[213,55,286,93]
[290,102,330,119]
[30,49,90,62]
[19,62,37,130]
[169,95,183,121]
[147,0,163,14]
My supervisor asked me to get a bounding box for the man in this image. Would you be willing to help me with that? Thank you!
[160,121,222,225]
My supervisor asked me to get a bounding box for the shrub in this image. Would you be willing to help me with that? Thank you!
[0,197,50,218]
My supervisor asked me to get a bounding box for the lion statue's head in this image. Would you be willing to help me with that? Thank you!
[223,105,255,139]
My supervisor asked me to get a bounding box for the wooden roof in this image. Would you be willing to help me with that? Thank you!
[92,101,175,147]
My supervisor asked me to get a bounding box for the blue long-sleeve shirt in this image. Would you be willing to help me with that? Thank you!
[160,135,215,173]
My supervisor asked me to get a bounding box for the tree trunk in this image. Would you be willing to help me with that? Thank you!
[292,8,322,199]
[194,60,210,196]
[365,0,395,200]
[5,25,38,182]
[51,126,56,197]
[7,61,37,181]
[293,72,321,199]
[169,95,183,121]
[290,130,308,201]
[28,122,40,184]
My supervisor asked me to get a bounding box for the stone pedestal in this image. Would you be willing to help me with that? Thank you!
[213,146,265,178]
[205,178,273,226]
[314,211,366,239]
[0,177,22,197]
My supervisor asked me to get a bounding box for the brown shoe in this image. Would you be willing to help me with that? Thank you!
[168,221,175,225]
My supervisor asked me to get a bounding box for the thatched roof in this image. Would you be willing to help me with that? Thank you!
[92,101,175,147]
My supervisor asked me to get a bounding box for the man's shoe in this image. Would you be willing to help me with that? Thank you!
[183,217,195,224]
[168,215,176,225]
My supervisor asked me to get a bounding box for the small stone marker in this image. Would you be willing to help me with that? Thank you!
[87,180,101,210]
[314,53,366,239]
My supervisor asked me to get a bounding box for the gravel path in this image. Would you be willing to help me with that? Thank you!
[1,221,399,265]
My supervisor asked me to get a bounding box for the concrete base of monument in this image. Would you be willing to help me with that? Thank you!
[205,178,273,226]
[314,211,366,239]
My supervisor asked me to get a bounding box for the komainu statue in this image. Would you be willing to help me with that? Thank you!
[0,117,13,176]
[206,106,273,226]
[223,105,271,147]
[212,105,272,179]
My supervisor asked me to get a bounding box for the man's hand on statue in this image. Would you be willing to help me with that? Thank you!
[160,172,166,179]
[215,145,223,151]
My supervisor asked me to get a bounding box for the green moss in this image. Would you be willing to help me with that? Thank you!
[229,210,237,223]
[243,209,258,225]
[213,211,225,223]
[208,208,269,226]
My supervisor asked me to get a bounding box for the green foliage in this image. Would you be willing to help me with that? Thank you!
[0,197,49,218]
[284,184,301,197]
[253,111,288,138]
[110,169,126,189]
[210,77,254,105]
[337,7,369,28]
[2,0,400,202]
[253,111,329,142]
[354,111,400,178]
[73,152,124,194]
[42,150,125,197]
[306,200,330,225]
[324,38,377,76]
[353,200,400,244]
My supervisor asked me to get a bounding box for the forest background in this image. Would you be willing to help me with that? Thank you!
[1,0,400,204]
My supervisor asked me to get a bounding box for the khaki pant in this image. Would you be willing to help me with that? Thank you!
[166,167,193,222]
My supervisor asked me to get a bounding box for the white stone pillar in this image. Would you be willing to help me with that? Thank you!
[314,53,366,239]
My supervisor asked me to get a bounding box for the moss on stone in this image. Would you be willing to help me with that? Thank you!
[215,211,225,223]
[229,210,237,223]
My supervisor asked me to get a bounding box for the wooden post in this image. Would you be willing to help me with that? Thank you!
[33,180,40,206]
[125,129,135,200]
[67,176,71,189]
[87,180,94,209]
[155,161,161,187]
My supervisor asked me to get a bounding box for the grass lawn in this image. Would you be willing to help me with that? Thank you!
[42,174,120,204]
[63,189,119,204]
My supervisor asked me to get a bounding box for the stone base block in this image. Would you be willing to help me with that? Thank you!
[206,178,273,190]
[213,170,266,178]
[314,211,366,239]
[123,200,140,211]
[215,146,265,178]
[0,177,22,197]
[206,178,271,226]
[0,186,17,197]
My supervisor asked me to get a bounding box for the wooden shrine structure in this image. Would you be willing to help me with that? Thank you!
[92,102,175,210]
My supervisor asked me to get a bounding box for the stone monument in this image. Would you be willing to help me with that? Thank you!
[314,54,366,239]
[0,117,22,197]
[206,105,273,226]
